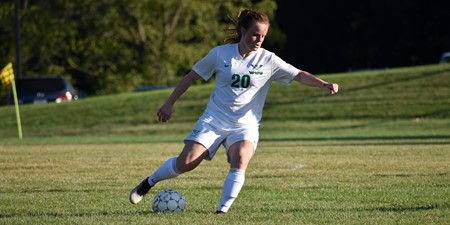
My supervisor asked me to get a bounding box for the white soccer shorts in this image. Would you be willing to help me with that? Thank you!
[185,113,259,162]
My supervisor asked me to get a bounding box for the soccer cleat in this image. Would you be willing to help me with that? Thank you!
[129,177,152,204]
[215,210,226,214]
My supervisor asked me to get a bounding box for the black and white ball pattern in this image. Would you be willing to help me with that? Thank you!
[152,189,186,213]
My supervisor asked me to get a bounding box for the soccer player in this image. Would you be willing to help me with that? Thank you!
[130,8,339,214]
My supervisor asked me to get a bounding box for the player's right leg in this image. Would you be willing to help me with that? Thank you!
[129,141,208,204]
[176,140,209,173]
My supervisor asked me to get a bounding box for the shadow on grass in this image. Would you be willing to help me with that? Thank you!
[0,210,153,219]
[1,204,447,219]
[261,135,450,145]
[366,205,441,212]
[0,209,216,219]
[0,189,106,194]
[283,203,446,213]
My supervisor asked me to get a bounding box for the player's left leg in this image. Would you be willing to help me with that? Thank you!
[216,140,255,213]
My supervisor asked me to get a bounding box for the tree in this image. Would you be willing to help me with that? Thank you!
[0,0,279,97]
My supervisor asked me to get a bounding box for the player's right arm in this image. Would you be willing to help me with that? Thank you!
[157,70,201,122]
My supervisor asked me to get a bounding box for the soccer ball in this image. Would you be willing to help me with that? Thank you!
[152,189,186,213]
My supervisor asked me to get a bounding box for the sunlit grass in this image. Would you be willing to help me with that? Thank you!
[0,63,449,224]
[1,64,449,139]
[0,140,449,224]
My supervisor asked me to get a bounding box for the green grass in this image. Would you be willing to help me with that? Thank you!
[0,64,449,224]
[0,64,449,140]
[0,141,449,224]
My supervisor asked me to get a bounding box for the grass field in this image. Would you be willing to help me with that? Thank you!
[0,64,449,224]
[1,140,449,224]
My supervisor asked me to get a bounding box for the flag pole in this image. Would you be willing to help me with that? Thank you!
[1,63,21,139]
[14,0,23,139]
[15,0,22,78]
[11,79,23,139]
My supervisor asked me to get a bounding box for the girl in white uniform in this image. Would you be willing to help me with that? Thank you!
[130,9,339,214]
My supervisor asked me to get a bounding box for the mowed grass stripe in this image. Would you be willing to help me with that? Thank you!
[0,141,449,224]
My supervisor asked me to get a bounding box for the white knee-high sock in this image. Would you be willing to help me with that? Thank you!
[217,168,246,213]
[147,157,181,186]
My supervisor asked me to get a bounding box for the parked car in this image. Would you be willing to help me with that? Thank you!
[7,76,78,105]
[440,52,450,64]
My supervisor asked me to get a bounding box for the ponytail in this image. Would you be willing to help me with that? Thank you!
[224,9,270,44]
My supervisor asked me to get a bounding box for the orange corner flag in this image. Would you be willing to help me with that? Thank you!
[1,62,15,86]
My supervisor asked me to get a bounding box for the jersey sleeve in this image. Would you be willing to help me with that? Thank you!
[192,47,218,81]
[271,54,301,85]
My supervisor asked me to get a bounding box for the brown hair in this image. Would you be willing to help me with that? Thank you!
[224,9,270,44]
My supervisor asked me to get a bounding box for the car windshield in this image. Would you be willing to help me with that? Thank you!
[17,78,66,93]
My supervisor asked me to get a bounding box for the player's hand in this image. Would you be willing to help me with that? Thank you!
[324,83,339,95]
[157,103,173,122]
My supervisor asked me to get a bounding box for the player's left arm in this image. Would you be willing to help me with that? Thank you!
[293,70,339,95]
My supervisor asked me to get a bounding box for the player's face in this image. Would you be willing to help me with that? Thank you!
[241,21,269,52]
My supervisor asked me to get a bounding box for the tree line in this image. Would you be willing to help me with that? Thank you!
[0,0,279,97]
[1,0,449,99]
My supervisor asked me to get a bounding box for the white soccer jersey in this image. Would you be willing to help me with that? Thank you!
[192,43,300,126]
